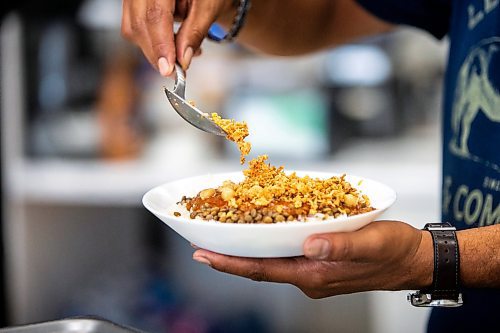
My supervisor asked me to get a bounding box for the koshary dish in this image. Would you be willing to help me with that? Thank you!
[177,155,373,223]
[173,113,372,224]
[142,170,395,257]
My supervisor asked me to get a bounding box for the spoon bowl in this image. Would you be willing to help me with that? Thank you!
[164,64,226,136]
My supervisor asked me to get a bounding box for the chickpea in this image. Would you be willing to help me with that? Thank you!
[200,188,215,200]
[220,187,235,201]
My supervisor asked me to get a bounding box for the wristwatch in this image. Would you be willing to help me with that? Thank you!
[407,222,463,307]
[207,0,252,43]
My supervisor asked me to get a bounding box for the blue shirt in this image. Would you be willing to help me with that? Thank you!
[356,0,499,331]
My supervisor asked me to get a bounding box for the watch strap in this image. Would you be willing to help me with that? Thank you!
[207,0,252,43]
[423,222,460,300]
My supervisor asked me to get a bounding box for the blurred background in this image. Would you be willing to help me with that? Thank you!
[1,1,448,332]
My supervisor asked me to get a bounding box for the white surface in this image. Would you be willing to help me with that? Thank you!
[143,171,396,257]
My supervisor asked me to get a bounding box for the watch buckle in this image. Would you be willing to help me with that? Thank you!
[407,291,463,307]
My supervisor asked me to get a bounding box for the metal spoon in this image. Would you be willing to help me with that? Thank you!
[164,63,226,136]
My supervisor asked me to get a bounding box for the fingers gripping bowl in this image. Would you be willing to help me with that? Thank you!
[142,171,396,257]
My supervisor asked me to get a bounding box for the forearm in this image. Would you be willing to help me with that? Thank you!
[458,224,500,288]
[217,0,393,56]
[413,224,500,289]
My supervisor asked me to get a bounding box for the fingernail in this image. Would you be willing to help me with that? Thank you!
[182,47,193,70]
[158,57,170,76]
[305,239,330,260]
[193,255,211,266]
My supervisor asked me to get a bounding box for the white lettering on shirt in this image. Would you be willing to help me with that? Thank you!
[444,176,500,226]
[483,176,500,192]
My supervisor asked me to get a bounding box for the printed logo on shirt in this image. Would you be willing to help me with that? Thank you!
[443,175,500,227]
[449,37,500,172]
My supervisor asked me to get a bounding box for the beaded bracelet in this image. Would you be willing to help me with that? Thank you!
[207,0,252,43]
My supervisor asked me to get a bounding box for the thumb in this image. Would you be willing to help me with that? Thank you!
[303,224,386,261]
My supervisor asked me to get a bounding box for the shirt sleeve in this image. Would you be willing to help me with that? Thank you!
[355,0,452,39]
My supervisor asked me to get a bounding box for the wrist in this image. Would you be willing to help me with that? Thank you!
[407,223,463,307]
[409,230,434,289]
[217,0,238,27]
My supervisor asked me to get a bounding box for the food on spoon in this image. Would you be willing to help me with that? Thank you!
[211,113,251,164]
[178,155,373,223]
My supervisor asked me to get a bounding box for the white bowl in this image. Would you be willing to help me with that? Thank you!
[142,171,396,258]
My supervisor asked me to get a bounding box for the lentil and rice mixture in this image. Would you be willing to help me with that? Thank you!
[176,114,373,223]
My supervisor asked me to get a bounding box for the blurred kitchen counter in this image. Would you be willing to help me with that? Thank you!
[9,123,441,224]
